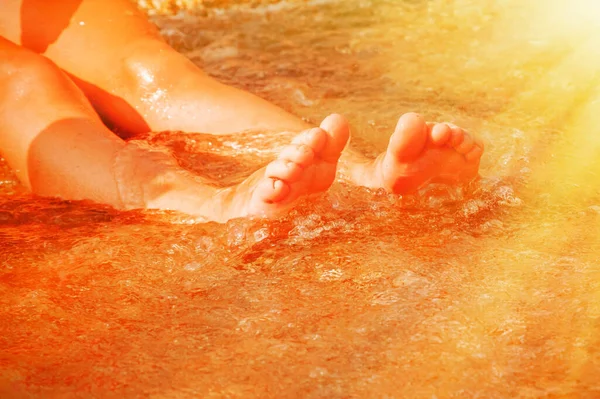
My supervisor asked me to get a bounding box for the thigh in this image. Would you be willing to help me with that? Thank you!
[1,0,166,137]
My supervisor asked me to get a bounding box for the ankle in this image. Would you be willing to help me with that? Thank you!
[112,140,190,209]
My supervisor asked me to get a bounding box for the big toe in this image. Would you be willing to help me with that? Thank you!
[318,113,350,162]
[388,112,429,162]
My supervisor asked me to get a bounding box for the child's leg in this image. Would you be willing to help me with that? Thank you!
[0,0,309,137]
[0,35,125,205]
[0,36,350,222]
[0,0,484,195]
[338,114,485,193]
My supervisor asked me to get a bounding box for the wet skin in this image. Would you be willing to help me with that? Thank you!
[0,0,484,222]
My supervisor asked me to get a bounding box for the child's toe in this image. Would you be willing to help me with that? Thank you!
[291,127,327,153]
[255,178,290,203]
[448,125,465,147]
[265,159,303,182]
[278,144,314,167]
[430,123,452,146]
[465,145,483,163]
[455,133,474,154]
[318,113,350,162]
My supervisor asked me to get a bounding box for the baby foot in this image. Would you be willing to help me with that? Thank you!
[232,113,350,218]
[166,114,350,222]
[351,113,483,193]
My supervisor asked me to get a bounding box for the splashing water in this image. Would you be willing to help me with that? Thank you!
[1,0,600,397]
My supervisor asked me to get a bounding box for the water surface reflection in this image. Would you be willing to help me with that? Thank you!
[1,0,600,397]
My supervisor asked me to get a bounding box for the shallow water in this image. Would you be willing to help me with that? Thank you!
[2,0,600,397]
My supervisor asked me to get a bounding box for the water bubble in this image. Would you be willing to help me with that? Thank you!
[496,185,522,207]
[462,199,486,216]
[288,213,325,240]
[309,367,328,378]
[253,228,269,243]
[392,271,429,287]
[479,219,504,233]
[292,89,314,106]
[201,46,239,63]
[587,205,600,214]
[319,268,344,282]
[184,262,203,271]
[227,221,249,247]
[371,290,401,306]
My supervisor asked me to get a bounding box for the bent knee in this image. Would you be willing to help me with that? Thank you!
[0,46,67,101]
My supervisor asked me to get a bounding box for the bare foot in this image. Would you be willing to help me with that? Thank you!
[345,113,484,193]
[148,114,349,222]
